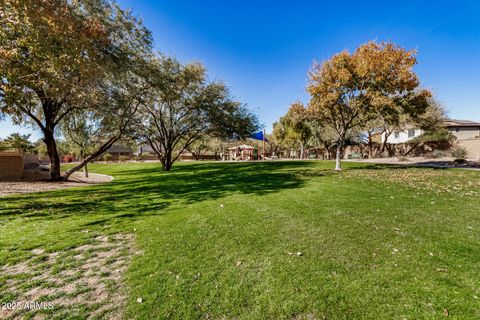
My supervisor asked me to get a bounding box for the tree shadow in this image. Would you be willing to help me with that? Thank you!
[344,162,450,171]
[0,161,318,227]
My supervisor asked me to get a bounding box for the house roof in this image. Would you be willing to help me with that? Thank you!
[107,144,133,153]
[445,119,480,127]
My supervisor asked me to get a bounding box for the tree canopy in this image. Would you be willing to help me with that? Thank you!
[140,57,258,171]
[0,133,35,152]
[272,102,312,159]
[0,0,152,180]
[307,41,431,170]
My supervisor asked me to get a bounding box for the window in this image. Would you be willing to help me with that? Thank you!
[408,129,416,138]
[394,131,400,139]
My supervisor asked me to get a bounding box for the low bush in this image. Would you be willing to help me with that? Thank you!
[451,146,468,160]
[103,153,112,162]
[119,155,129,162]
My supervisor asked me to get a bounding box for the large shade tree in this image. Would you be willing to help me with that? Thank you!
[307,41,431,170]
[140,57,258,171]
[0,0,152,180]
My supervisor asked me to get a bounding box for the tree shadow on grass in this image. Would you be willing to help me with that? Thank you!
[0,161,318,226]
[343,162,451,171]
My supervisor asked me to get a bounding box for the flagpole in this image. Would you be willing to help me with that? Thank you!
[263,128,265,160]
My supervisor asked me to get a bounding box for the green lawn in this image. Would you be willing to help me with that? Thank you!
[1,161,480,319]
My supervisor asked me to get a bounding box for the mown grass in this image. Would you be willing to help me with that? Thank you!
[1,161,480,319]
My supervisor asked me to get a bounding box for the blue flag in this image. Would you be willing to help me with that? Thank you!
[249,131,268,142]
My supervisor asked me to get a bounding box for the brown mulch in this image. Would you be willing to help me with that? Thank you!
[0,170,113,197]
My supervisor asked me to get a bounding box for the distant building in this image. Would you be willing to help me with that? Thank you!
[444,119,480,140]
[381,119,480,144]
[103,144,133,160]
[135,144,155,156]
[383,127,423,144]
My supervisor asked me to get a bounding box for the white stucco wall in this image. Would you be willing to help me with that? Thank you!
[381,128,423,144]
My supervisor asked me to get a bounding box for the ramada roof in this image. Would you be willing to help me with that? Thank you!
[444,119,480,127]
[228,144,254,150]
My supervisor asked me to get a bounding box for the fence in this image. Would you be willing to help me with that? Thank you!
[0,149,24,179]
[458,139,480,159]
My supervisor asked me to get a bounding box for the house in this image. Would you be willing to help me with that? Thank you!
[381,119,480,144]
[444,119,480,140]
[103,144,133,160]
[382,127,423,144]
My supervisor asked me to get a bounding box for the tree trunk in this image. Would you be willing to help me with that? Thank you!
[324,146,330,160]
[367,132,374,159]
[404,142,421,156]
[159,149,173,171]
[43,128,61,181]
[380,130,392,155]
[163,162,172,171]
[63,136,119,180]
[299,142,304,160]
[162,154,172,171]
[79,150,89,178]
[335,144,342,171]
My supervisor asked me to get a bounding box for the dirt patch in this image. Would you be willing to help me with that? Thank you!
[0,171,113,197]
[0,233,135,319]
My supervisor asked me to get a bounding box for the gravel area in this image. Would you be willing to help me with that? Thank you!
[0,171,113,197]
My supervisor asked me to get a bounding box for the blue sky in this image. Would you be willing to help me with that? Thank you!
[1,0,479,140]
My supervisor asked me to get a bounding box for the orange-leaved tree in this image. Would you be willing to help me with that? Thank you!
[307,41,431,170]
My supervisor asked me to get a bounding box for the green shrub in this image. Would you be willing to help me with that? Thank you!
[451,146,467,160]
[141,152,151,157]
[119,155,129,162]
[103,153,112,162]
